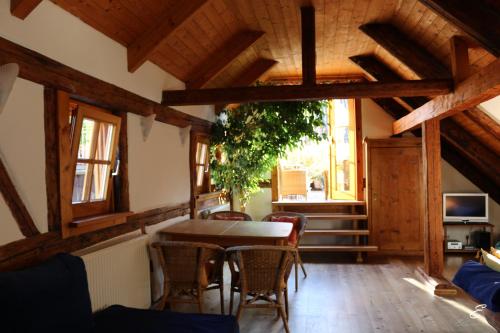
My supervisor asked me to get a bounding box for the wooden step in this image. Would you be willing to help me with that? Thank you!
[273,200,365,206]
[304,229,369,236]
[299,245,378,252]
[304,213,367,220]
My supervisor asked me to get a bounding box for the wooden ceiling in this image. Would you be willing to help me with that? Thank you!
[50,0,496,87]
[10,0,500,202]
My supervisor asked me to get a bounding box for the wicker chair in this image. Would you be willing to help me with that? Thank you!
[262,212,308,292]
[226,245,294,333]
[152,241,225,314]
[207,211,253,221]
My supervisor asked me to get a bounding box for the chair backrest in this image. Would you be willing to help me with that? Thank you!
[207,211,253,221]
[152,241,224,291]
[226,245,294,294]
[262,212,308,239]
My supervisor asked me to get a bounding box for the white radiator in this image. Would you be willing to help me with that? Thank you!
[79,235,151,312]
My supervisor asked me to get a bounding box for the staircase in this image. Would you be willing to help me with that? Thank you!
[272,200,378,262]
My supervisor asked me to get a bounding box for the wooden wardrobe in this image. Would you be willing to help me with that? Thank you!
[365,138,424,255]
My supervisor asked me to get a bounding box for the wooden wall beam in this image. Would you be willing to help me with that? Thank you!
[43,87,61,232]
[127,0,209,72]
[422,119,444,277]
[418,0,500,56]
[186,30,264,89]
[0,157,40,237]
[393,58,500,134]
[359,23,450,79]
[0,202,190,272]
[10,0,42,19]
[301,6,316,86]
[163,79,452,105]
[0,36,211,131]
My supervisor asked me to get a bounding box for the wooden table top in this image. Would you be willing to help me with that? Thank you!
[158,219,292,241]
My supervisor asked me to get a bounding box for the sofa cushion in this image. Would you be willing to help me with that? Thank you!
[453,260,500,312]
[0,253,94,333]
[93,305,239,333]
[270,216,300,245]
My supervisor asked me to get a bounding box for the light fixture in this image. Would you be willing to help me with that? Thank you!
[179,125,191,145]
[141,113,156,142]
[0,63,19,115]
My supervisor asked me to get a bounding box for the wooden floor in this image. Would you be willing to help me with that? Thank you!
[173,256,497,333]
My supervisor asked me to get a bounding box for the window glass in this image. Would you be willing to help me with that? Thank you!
[90,164,109,201]
[95,122,114,161]
[73,163,89,203]
[78,118,96,159]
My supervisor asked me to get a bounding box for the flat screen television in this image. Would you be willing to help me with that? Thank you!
[443,193,488,223]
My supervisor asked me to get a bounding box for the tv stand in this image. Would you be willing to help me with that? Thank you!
[443,222,494,253]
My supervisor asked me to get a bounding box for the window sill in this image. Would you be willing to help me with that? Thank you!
[69,211,133,230]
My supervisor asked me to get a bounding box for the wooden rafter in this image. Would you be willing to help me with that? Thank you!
[450,36,470,85]
[418,0,500,56]
[127,0,209,72]
[359,23,450,79]
[301,6,316,86]
[0,36,211,131]
[441,140,500,203]
[393,58,500,134]
[464,108,500,141]
[10,0,42,19]
[186,30,264,89]
[351,54,500,204]
[0,157,39,237]
[162,80,452,105]
[215,58,278,113]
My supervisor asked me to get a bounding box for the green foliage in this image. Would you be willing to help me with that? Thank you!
[210,100,327,206]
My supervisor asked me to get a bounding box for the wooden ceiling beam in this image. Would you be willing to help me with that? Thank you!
[162,79,452,106]
[301,6,316,86]
[450,36,470,85]
[127,0,209,73]
[186,30,264,89]
[464,107,500,141]
[10,0,42,19]
[393,58,500,134]
[359,23,450,79]
[418,0,500,56]
[215,58,278,113]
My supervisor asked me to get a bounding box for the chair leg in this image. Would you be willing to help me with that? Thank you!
[219,284,225,314]
[294,256,299,292]
[284,288,289,320]
[197,289,204,313]
[298,253,307,278]
[236,303,244,321]
[229,289,234,315]
[278,304,290,333]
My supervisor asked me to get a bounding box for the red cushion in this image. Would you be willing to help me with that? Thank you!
[270,216,300,245]
[214,214,245,221]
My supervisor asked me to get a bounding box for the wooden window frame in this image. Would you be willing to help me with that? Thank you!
[57,91,131,238]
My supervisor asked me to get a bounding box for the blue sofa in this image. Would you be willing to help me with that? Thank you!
[453,260,500,312]
[0,253,239,333]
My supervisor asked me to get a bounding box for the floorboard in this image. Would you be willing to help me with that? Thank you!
[171,256,496,333]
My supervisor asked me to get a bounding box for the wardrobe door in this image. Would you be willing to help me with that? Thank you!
[367,139,424,255]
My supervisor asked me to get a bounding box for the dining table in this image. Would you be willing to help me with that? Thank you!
[158,219,293,247]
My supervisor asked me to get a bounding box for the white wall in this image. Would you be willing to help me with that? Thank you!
[0,0,214,245]
[480,95,500,123]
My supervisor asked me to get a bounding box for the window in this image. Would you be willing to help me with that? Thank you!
[69,101,121,218]
[276,99,362,201]
[328,99,357,200]
[191,134,211,195]
[56,91,130,238]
